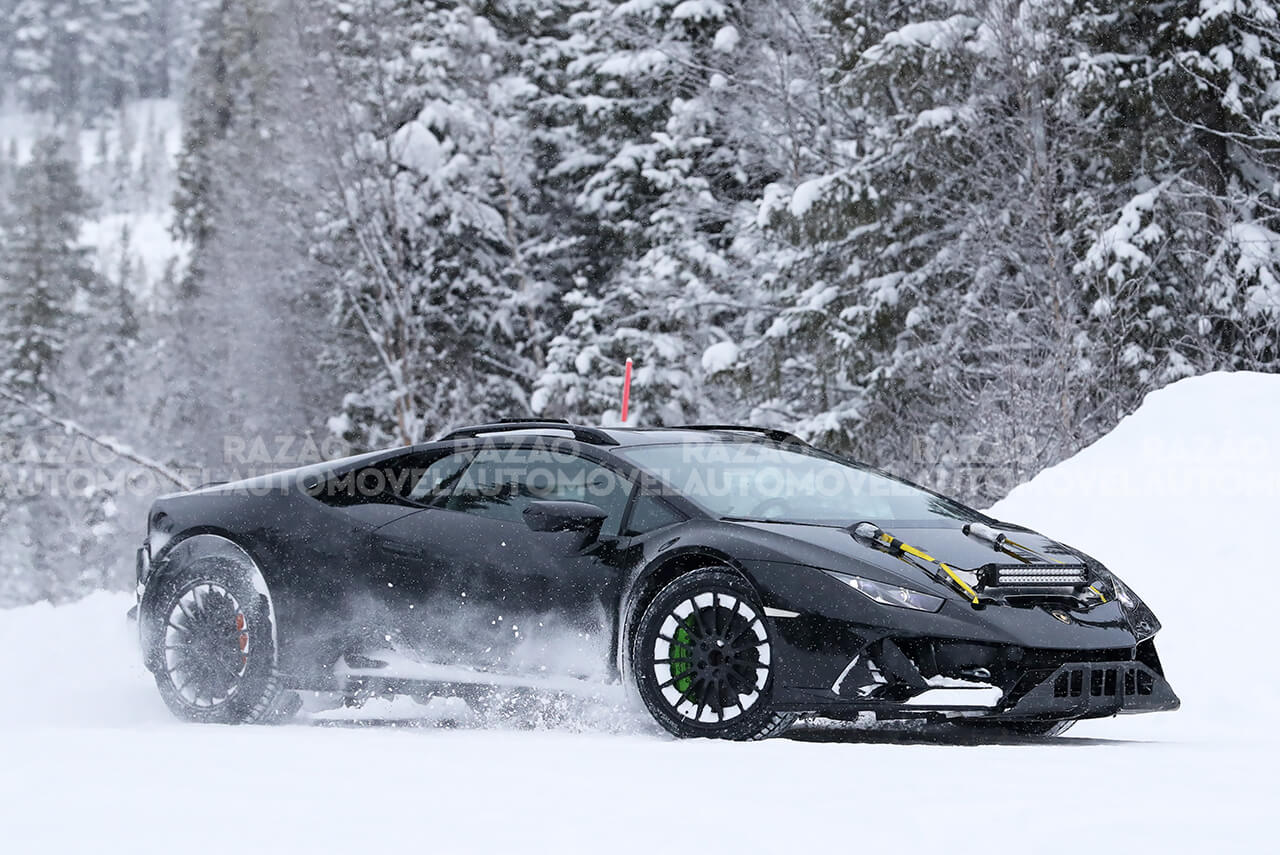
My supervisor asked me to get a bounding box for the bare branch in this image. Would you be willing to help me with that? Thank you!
[0,387,192,491]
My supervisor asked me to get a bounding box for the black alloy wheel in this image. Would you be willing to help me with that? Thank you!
[633,569,795,740]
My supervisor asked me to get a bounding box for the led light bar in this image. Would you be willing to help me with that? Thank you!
[980,564,1088,587]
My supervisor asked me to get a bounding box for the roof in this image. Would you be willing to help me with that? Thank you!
[437,421,808,448]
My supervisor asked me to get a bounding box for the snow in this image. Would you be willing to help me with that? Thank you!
[672,0,727,22]
[913,106,957,129]
[391,116,444,174]
[789,174,835,217]
[865,15,981,60]
[597,49,670,77]
[2,373,1279,852]
[1081,185,1165,283]
[714,25,740,53]
[1226,221,1280,314]
[701,339,740,373]
[80,209,186,305]
[989,371,1280,727]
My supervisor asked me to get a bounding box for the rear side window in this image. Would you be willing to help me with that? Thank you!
[310,449,473,507]
[406,451,475,503]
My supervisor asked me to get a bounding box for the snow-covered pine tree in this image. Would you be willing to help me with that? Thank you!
[0,135,95,399]
[533,0,811,425]
[748,1,988,473]
[0,135,102,603]
[0,0,17,85]
[161,0,337,475]
[8,1,147,118]
[172,0,274,293]
[1071,0,1280,381]
[307,0,558,446]
[747,1,1157,502]
[83,0,155,110]
[10,0,62,113]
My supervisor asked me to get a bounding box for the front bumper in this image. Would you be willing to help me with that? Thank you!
[994,660,1180,720]
[772,650,1180,723]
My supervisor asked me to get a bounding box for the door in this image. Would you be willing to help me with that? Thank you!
[306,446,476,665]
[373,443,634,683]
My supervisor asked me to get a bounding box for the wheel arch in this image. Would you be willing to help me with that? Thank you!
[616,545,763,677]
[140,531,278,672]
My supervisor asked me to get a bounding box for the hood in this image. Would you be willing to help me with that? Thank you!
[727,518,1088,585]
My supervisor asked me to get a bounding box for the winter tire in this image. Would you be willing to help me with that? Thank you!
[632,568,795,740]
[146,557,284,724]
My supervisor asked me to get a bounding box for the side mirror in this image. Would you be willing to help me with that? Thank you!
[523,500,608,536]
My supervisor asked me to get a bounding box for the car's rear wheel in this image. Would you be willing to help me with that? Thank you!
[146,558,284,724]
[632,568,795,740]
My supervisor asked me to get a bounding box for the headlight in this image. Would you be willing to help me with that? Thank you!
[1104,573,1161,642]
[1110,575,1138,609]
[826,572,944,613]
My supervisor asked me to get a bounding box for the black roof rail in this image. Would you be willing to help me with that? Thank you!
[493,417,569,425]
[676,424,809,446]
[438,421,619,446]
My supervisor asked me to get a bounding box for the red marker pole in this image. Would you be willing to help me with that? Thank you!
[621,358,633,423]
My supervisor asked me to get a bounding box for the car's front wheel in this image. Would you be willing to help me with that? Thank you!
[145,558,284,724]
[632,568,795,740]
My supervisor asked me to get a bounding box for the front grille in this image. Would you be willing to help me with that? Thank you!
[1052,665,1154,699]
[981,564,1088,587]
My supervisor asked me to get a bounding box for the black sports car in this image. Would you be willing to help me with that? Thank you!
[131,421,1178,739]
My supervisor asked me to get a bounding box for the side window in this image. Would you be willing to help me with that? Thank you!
[549,461,632,536]
[448,447,633,535]
[625,492,687,535]
[406,450,474,504]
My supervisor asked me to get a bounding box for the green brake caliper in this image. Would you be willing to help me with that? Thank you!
[670,616,697,695]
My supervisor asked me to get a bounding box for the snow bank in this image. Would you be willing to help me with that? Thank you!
[991,370,1280,736]
[0,591,169,729]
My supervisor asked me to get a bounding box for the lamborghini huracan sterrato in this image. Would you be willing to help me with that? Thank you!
[130,421,1178,739]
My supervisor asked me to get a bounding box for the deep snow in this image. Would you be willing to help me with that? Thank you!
[2,372,1277,853]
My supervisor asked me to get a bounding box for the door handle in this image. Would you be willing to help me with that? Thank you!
[380,541,419,558]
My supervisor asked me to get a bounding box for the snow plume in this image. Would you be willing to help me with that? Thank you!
[287,586,642,733]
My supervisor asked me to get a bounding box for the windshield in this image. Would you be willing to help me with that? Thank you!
[617,441,981,526]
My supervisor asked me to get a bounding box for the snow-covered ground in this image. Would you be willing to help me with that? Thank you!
[2,372,1277,853]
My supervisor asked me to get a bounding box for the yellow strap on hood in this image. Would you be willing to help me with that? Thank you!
[869,529,981,605]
